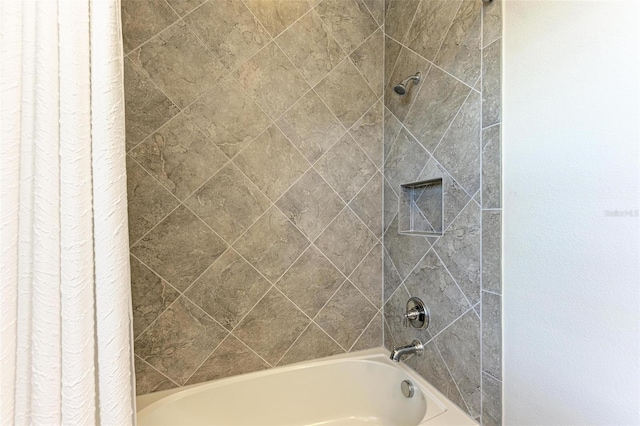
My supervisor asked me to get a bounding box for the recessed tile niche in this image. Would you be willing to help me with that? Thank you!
[398,178,443,236]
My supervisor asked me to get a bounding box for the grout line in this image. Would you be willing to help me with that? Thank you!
[482,370,502,383]
[348,308,382,352]
[135,354,182,389]
[180,332,234,386]
[274,321,316,367]
[432,337,474,415]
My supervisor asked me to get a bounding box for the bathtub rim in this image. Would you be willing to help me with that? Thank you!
[136,348,477,426]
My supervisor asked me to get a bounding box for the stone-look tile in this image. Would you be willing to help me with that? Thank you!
[349,244,383,308]
[186,335,269,384]
[384,47,429,122]
[234,125,309,202]
[482,124,501,208]
[384,128,429,191]
[315,208,378,276]
[433,91,481,195]
[184,76,270,158]
[276,169,344,241]
[384,36,402,87]
[245,0,310,37]
[350,29,384,97]
[383,107,402,161]
[185,164,270,243]
[482,0,502,48]
[363,0,384,25]
[434,0,481,87]
[405,342,467,413]
[350,173,383,238]
[234,207,309,282]
[134,357,176,395]
[279,324,344,365]
[433,200,480,305]
[315,133,377,203]
[405,68,471,154]
[124,59,179,151]
[164,0,204,16]
[482,210,501,294]
[121,0,178,54]
[277,11,345,86]
[184,0,271,70]
[350,101,384,168]
[383,247,402,302]
[383,178,398,233]
[130,257,179,338]
[434,310,481,417]
[234,43,309,120]
[384,0,420,44]
[234,288,310,364]
[126,157,179,243]
[276,91,344,163]
[405,0,461,62]
[130,22,226,109]
[384,216,430,280]
[351,312,383,350]
[316,282,378,350]
[315,0,378,54]
[482,373,502,426]
[419,159,471,231]
[482,292,502,380]
[185,250,271,330]
[383,284,431,346]
[275,246,344,317]
[383,318,395,351]
[130,115,227,201]
[404,250,472,336]
[316,59,378,129]
[131,206,227,291]
[482,39,501,128]
[135,297,228,384]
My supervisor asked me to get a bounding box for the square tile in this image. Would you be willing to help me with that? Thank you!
[130,256,179,338]
[362,0,384,26]
[131,205,228,291]
[129,22,227,109]
[383,178,398,233]
[121,0,178,53]
[276,91,345,163]
[184,0,271,69]
[126,157,179,243]
[233,125,310,202]
[383,106,402,161]
[383,246,402,303]
[315,208,378,276]
[245,0,310,38]
[275,246,345,317]
[349,29,384,97]
[278,323,344,365]
[349,244,383,308]
[164,0,205,16]
[315,133,377,203]
[233,42,309,120]
[134,356,176,395]
[349,101,383,168]
[349,173,383,238]
[405,0,462,61]
[384,36,402,88]
[384,128,429,191]
[130,114,227,201]
[184,76,271,158]
[124,58,179,150]
[185,249,271,330]
[135,297,228,384]
[315,59,378,128]
[277,11,345,86]
[276,169,344,241]
[385,0,420,44]
[316,0,378,54]
[351,312,383,351]
[383,47,429,122]
[315,281,378,349]
[233,288,310,364]
[384,215,430,280]
[186,335,269,385]
[234,207,310,282]
[185,163,270,242]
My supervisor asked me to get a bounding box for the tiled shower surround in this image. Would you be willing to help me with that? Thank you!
[123,0,501,424]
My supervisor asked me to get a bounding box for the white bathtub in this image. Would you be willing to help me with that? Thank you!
[136,349,476,426]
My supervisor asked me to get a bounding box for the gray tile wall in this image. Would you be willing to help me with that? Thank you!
[382,0,502,424]
[123,0,385,395]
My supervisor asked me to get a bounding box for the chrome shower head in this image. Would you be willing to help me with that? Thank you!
[393,72,421,97]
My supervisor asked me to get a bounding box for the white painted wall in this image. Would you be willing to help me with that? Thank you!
[503,1,640,424]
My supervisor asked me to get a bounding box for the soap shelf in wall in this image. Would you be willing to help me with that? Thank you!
[398,178,443,236]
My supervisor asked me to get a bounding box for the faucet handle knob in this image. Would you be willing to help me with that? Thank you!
[403,309,420,328]
[403,297,430,330]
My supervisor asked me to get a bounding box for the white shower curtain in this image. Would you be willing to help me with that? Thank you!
[0,0,136,424]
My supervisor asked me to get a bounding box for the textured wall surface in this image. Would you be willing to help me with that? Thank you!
[382,0,502,424]
[122,0,384,394]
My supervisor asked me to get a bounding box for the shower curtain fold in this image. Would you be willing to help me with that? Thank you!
[0,0,136,424]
